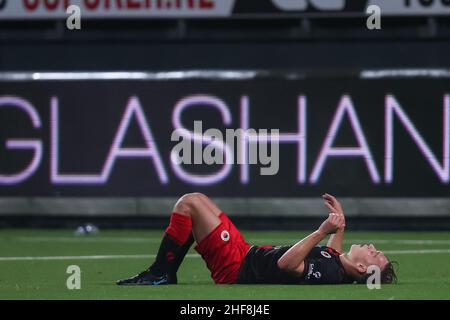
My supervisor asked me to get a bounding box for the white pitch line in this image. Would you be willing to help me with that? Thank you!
[250,239,450,245]
[10,237,450,245]
[248,238,450,245]
[0,253,200,261]
[1,249,450,262]
[13,237,163,243]
[345,239,450,245]
[384,249,450,254]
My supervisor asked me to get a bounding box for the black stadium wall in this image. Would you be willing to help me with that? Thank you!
[1,71,450,230]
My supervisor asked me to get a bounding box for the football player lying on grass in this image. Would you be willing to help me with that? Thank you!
[117,193,397,285]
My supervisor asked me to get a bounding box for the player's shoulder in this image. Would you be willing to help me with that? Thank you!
[304,246,341,263]
[302,246,347,284]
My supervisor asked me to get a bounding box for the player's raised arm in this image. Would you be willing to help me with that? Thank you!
[323,193,346,253]
[277,212,345,275]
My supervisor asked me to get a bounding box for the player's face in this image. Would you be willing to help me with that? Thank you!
[348,244,389,270]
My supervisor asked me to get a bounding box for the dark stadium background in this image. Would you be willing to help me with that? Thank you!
[1,0,450,231]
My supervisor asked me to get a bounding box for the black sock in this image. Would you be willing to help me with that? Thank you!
[149,233,182,277]
[169,234,194,276]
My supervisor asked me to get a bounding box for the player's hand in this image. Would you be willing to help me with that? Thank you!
[322,193,344,216]
[322,193,345,229]
[318,212,346,236]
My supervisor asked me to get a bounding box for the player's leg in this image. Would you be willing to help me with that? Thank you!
[150,193,221,278]
[187,194,222,242]
[169,193,224,275]
[155,193,243,281]
[116,193,221,285]
[195,193,222,217]
[193,195,251,284]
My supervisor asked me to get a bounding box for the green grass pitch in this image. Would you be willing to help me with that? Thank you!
[0,229,449,300]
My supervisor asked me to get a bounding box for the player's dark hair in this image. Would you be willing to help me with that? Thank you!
[356,261,398,285]
[380,261,398,284]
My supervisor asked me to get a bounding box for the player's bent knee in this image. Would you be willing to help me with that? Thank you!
[193,192,211,202]
[174,193,203,215]
[181,193,203,205]
[173,200,191,215]
[187,192,207,200]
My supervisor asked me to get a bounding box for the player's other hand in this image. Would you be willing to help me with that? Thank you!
[322,193,345,230]
[318,213,346,236]
[322,193,344,216]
